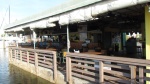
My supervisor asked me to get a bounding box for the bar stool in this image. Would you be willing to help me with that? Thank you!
[57,52,62,64]
[62,52,66,63]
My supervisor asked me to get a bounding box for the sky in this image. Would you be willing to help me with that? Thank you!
[0,0,68,31]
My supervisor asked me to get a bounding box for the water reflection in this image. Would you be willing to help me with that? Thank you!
[0,48,53,84]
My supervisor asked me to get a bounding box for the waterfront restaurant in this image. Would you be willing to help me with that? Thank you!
[4,0,150,84]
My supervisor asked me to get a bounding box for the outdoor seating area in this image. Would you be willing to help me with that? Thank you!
[4,0,150,83]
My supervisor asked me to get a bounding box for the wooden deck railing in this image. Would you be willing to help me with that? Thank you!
[66,53,150,84]
[9,47,57,81]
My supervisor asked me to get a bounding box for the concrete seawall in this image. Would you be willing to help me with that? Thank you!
[8,47,93,84]
[9,58,92,84]
[9,58,66,84]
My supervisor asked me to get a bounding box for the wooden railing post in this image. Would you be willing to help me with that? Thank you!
[130,65,136,84]
[20,50,22,61]
[17,50,18,59]
[66,56,69,82]
[139,67,144,84]
[53,51,57,82]
[10,48,12,62]
[8,48,10,60]
[16,49,18,59]
[27,51,29,64]
[66,56,72,84]
[99,61,104,83]
[35,52,38,74]
[15,49,17,60]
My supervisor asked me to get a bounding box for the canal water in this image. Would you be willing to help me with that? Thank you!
[0,48,53,84]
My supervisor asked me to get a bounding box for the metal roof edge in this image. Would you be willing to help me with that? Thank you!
[4,0,102,29]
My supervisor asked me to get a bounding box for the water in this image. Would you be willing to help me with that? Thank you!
[0,48,53,84]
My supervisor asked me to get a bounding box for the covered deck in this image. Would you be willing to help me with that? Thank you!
[4,0,150,83]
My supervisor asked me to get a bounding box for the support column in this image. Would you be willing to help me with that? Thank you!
[33,30,36,49]
[145,6,150,60]
[67,25,70,52]
[145,6,150,84]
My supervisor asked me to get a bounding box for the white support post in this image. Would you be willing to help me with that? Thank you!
[33,30,36,49]
[99,61,104,83]
[67,25,70,52]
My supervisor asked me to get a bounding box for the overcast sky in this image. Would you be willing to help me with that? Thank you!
[0,0,68,30]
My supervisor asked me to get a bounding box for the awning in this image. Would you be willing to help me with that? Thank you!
[5,27,24,32]
[22,25,30,29]
[59,0,150,25]
[13,27,24,32]
[47,22,56,27]
[48,16,59,23]
[59,14,70,25]
[69,9,85,23]
[47,16,58,27]
[84,7,93,20]
[30,20,47,29]
[92,0,150,17]
[92,3,108,17]
[5,28,14,32]
[30,19,56,29]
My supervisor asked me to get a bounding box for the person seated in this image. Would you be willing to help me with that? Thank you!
[107,47,114,56]
[38,41,47,49]
[126,37,136,58]
[35,41,40,48]
[74,49,80,53]
[69,48,74,52]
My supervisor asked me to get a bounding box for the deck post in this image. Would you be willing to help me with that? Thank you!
[99,61,104,83]
[130,65,136,83]
[15,49,17,60]
[66,56,69,82]
[16,49,19,60]
[35,52,38,75]
[66,56,72,84]
[10,48,12,62]
[139,67,144,83]
[20,50,22,61]
[8,48,10,61]
[68,57,72,84]
[27,51,29,64]
[53,51,57,82]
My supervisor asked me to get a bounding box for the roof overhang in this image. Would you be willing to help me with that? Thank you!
[4,0,150,31]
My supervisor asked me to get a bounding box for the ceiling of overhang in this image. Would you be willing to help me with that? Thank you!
[92,4,146,31]
[6,2,148,34]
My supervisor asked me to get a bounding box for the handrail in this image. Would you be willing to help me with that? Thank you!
[10,47,56,54]
[67,53,150,66]
[9,47,57,82]
[66,52,150,84]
